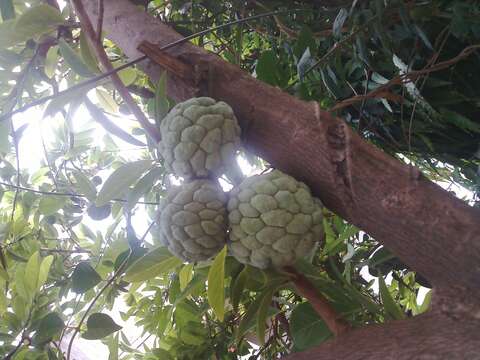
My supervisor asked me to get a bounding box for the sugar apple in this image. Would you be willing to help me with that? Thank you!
[159,97,241,179]
[158,179,228,262]
[227,170,324,269]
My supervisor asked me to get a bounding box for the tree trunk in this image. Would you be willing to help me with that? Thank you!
[81,0,480,357]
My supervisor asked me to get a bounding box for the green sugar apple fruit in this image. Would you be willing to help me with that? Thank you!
[159,97,241,179]
[158,179,227,262]
[227,170,324,269]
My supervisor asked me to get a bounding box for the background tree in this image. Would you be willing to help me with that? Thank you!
[0,0,479,359]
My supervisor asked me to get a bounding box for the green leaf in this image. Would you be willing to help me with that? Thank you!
[0,0,15,20]
[236,290,266,343]
[126,167,162,209]
[72,170,97,201]
[333,8,348,38]
[0,19,21,48]
[82,313,122,340]
[96,160,153,206]
[58,38,94,78]
[378,276,405,320]
[290,302,332,351]
[0,264,8,282]
[37,255,54,289]
[108,333,119,360]
[0,287,6,315]
[71,262,102,294]
[256,51,279,86]
[96,88,119,113]
[25,251,41,298]
[0,118,11,153]
[294,26,316,58]
[117,66,137,86]
[207,246,227,321]
[231,266,247,311]
[79,31,99,73]
[179,263,194,291]
[440,109,480,134]
[124,247,182,283]
[44,45,58,78]
[4,4,64,48]
[38,196,65,216]
[154,71,169,122]
[32,312,64,345]
[256,286,275,345]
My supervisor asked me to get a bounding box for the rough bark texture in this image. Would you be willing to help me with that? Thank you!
[284,312,480,360]
[81,0,480,358]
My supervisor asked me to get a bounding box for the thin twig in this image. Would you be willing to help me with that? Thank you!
[284,266,350,336]
[330,44,480,112]
[5,307,33,360]
[39,248,92,254]
[84,97,146,146]
[286,16,378,91]
[71,0,160,142]
[66,250,132,360]
[0,9,308,122]
[96,0,104,43]
[0,181,160,205]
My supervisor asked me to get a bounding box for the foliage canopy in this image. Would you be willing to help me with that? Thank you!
[0,0,478,359]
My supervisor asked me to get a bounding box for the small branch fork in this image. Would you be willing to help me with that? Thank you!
[284,266,351,336]
[71,0,160,142]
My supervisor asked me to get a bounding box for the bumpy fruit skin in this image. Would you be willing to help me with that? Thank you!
[227,170,324,269]
[158,179,228,262]
[159,97,241,179]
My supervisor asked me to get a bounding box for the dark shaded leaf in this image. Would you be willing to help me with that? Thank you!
[0,0,14,21]
[32,312,64,346]
[71,262,102,294]
[379,276,405,320]
[291,302,332,351]
[82,313,122,340]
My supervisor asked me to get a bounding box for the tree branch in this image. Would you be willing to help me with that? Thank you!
[283,312,480,360]
[284,266,350,336]
[84,97,146,146]
[71,0,160,142]
[0,181,159,205]
[0,9,302,122]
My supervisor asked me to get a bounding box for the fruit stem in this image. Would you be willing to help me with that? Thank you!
[284,266,351,337]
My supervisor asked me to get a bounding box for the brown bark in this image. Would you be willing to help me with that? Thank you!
[80,0,480,358]
[283,312,480,360]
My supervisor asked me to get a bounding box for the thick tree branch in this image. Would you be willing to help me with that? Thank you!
[283,313,480,360]
[81,0,480,296]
